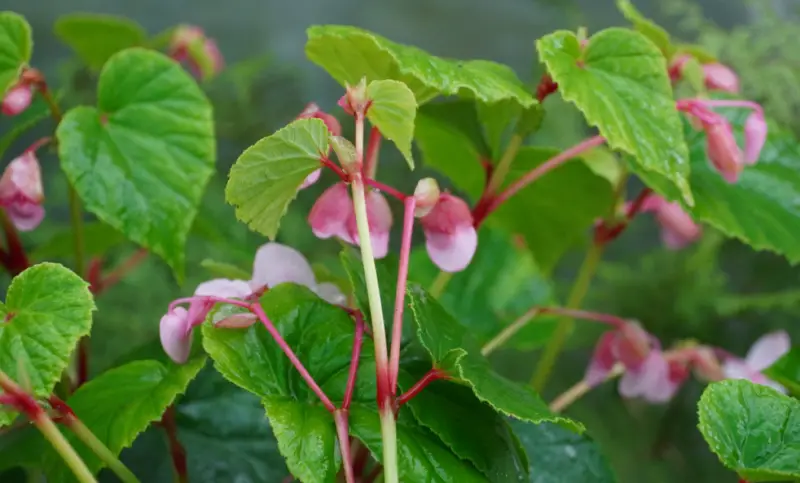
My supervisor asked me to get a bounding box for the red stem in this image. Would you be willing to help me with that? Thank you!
[595,187,653,244]
[474,135,606,227]
[251,302,336,413]
[540,307,627,328]
[0,209,29,275]
[334,410,356,483]
[93,248,148,295]
[320,156,349,181]
[343,313,365,410]
[395,368,447,409]
[0,371,43,420]
[364,178,407,201]
[363,127,382,178]
[389,197,416,395]
[161,405,188,483]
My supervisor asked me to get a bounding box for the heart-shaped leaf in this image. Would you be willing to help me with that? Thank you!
[0,263,94,427]
[510,419,618,482]
[0,11,31,94]
[306,25,536,107]
[226,118,329,239]
[407,285,581,432]
[54,14,147,70]
[537,28,692,204]
[698,379,800,482]
[56,48,215,279]
[366,79,416,168]
[42,357,206,482]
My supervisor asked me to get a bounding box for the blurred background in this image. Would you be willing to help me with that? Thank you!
[3,0,800,481]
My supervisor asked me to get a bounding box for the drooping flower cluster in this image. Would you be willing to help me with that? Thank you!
[0,148,45,231]
[169,25,224,79]
[159,243,344,363]
[640,194,702,249]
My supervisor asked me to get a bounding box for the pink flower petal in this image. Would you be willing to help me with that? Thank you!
[5,202,44,232]
[421,194,476,272]
[618,351,670,401]
[743,111,767,165]
[315,282,346,305]
[347,190,393,259]
[705,120,744,183]
[2,84,33,116]
[722,358,753,381]
[308,183,354,243]
[654,200,701,250]
[299,169,321,190]
[611,323,652,370]
[250,242,317,292]
[194,278,252,298]
[160,307,192,363]
[585,331,618,387]
[702,63,740,94]
[745,330,790,371]
[0,151,43,203]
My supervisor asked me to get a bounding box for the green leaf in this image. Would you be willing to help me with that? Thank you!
[492,147,615,272]
[410,230,558,350]
[54,14,147,70]
[349,405,487,482]
[615,0,673,56]
[30,222,125,261]
[698,379,800,482]
[510,419,618,482]
[579,145,625,187]
[306,25,536,107]
[0,12,31,94]
[263,397,338,483]
[366,79,417,168]
[407,285,581,432]
[537,28,692,204]
[56,48,215,279]
[640,106,800,265]
[0,263,94,427]
[42,357,206,482]
[404,376,529,482]
[764,348,800,397]
[200,258,251,280]
[226,118,328,239]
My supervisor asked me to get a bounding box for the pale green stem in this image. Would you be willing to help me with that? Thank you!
[34,416,96,483]
[549,364,624,413]
[531,242,604,391]
[485,133,523,195]
[68,418,140,483]
[429,271,453,298]
[481,309,541,356]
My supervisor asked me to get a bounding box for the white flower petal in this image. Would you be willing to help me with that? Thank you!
[745,330,790,371]
[194,278,252,298]
[315,282,346,305]
[160,307,192,364]
[424,225,478,273]
[251,243,316,291]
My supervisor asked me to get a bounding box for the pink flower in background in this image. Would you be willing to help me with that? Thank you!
[704,119,744,183]
[722,331,790,393]
[308,183,393,258]
[743,111,767,165]
[0,150,45,231]
[641,195,701,249]
[702,63,740,94]
[419,193,477,272]
[159,243,345,363]
[169,25,224,79]
[2,83,33,116]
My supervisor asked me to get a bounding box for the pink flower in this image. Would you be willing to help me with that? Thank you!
[0,150,45,231]
[641,195,701,249]
[2,83,33,116]
[702,63,740,94]
[159,243,345,363]
[744,111,767,165]
[308,183,393,259]
[705,119,744,183]
[585,322,683,403]
[419,193,477,272]
[722,331,790,393]
[169,25,224,79]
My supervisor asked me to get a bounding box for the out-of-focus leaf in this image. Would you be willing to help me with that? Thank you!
[0,12,31,94]
[54,14,147,70]
[30,222,126,261]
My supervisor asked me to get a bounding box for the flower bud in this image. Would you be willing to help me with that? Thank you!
[420,194,477,272]
[413,178,440,218]
[0,150,45,231]
[338,77,369,116]
[2,83,33,117]
[744,111,767,165]
[169,25,224,79]
[299,169,321,190]
[643,196,701,250]
[705,120,744,183]
[297,103,342,137]
[330,135,360,175]
[160,307,192,364]
[702,63,740,93]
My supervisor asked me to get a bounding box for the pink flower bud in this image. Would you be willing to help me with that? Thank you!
[308,182,354,244]
[299,169,321,190]
[160,307,192,364]
[705,119,744,183]
[0,150,45,231]
[169,25,223,79]
[346,189,393,259]
[702,63,740,94]
[420,193,477,272]
[2,83,33,116]
[668,54,690,82]
[743,111,767,165]
[297,103,342,137]
[642,195,701,250]
[413,178,440,218]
